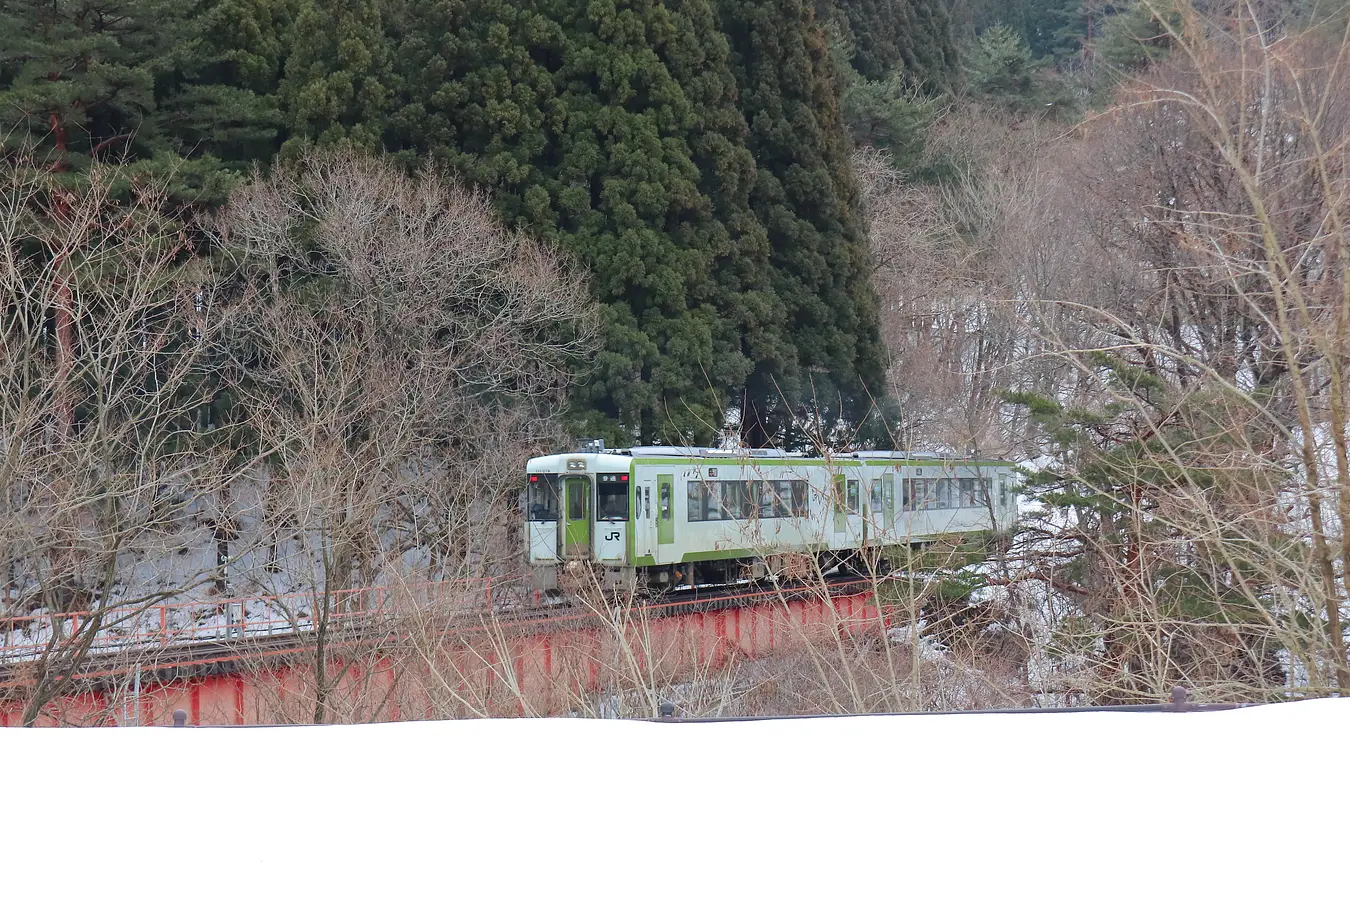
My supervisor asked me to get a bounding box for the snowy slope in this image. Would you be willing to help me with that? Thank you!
[5,701,1347,898]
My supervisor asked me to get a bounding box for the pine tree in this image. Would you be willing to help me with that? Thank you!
[167,0,297,167]
[0,0,280,202]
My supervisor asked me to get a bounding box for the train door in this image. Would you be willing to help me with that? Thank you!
[868,473,895,542]
[832,474,847,536]
[845,476,863,545]
[656,474,675,550]
[562,476,591,559]
[634,478,655,561]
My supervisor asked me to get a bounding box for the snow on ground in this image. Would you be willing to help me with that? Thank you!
[5,700,1347,898]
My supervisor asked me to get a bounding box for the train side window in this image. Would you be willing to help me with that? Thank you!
[757,481,779,519]
[791,481,808,517]
[902,478,910,511]
[528,475,560,521]
[645,486,652,519]
[870,479,883,515]
[720,481,752,519]
[660,482,671,520]
[846,480,859,514]
[687,481,705,522]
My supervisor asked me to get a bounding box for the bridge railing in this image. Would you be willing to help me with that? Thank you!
[0,578,521,663]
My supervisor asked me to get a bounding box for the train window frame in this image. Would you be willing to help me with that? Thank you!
[688,478,809,521]
[596,475,630,522]
[720,481,753,519]
[527,474,561,522]
[687,481,707,522]
[870,479,883,516]
[566,479,586,520]
[846,480,860,515]
[756,481,781,519]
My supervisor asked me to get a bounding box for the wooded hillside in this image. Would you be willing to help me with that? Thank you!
[1,0,960,446]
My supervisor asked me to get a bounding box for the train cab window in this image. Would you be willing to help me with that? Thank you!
[596,474,630,521]
[846,480,860,514]
[527,475,560,521]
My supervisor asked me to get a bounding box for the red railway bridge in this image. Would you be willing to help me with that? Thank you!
[1,578,888,726]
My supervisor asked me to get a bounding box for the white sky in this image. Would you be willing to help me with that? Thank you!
[6,700,1346,898]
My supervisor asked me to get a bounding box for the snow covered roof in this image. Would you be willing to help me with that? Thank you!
[7,701,1346,897]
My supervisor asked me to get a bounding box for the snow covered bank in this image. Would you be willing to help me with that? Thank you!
[5,701,1347,898]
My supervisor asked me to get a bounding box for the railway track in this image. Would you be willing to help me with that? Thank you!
[0,574,881,690]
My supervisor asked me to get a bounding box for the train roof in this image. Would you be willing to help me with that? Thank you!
[527,447,1013,471]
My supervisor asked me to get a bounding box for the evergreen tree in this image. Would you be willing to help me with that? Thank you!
[718,0,882,445]
[967,24,1038,113]
[0,0,280,202]
[822,0,957,87]
[279,0,392,153]
[168,0,296,167]
[382,0,764,442]
[1023,0,1088,60]
[1097,1,1177,72]
[840,71,936,168]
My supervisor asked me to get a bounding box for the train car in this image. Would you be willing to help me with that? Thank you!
[525,446,1017,594]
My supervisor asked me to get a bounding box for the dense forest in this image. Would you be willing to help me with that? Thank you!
[5,0,1350,722]
[0,0,963,446]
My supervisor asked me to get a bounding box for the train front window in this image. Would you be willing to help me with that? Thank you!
[527,475,560,521]
[596,474,630,521]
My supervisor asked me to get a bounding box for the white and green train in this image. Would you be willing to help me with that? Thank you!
[525,447,1017,594]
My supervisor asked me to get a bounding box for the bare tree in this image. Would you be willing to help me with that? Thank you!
[0,162,235,724]
[1002,1,1350,701]
[214,151,593,722]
